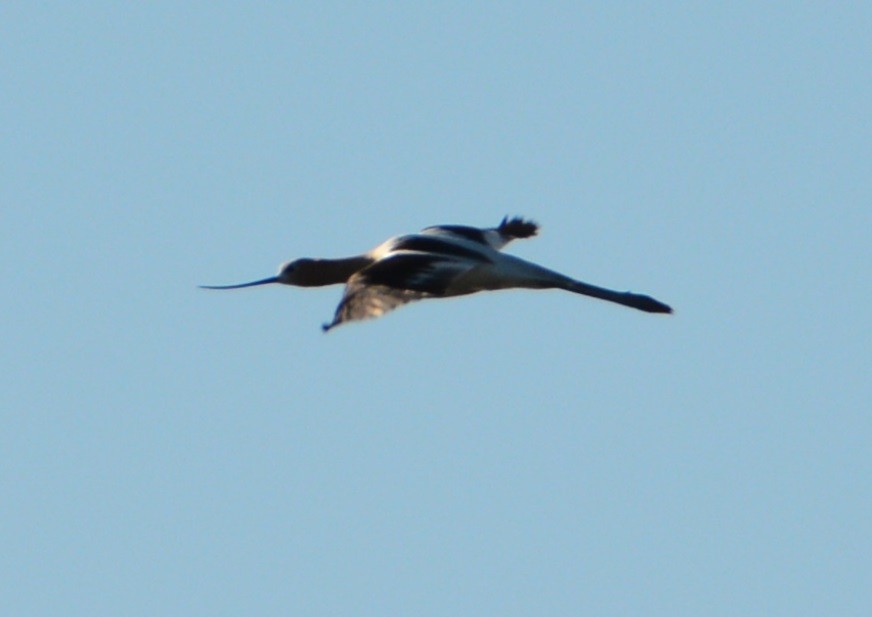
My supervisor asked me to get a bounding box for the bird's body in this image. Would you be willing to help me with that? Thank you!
[201,217,672,331]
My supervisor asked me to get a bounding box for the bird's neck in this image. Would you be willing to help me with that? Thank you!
[296,256,373,286]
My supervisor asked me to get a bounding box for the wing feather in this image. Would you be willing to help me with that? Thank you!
[322,283,428,331]
[322,253,470,331]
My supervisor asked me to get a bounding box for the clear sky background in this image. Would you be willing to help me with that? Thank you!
[2,3,869,616]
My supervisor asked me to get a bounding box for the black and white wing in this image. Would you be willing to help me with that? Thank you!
[322,284,428,331]
[321,253,470,331]
[421,215,538,251]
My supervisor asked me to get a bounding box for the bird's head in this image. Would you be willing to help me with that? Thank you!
[276,258,322,286]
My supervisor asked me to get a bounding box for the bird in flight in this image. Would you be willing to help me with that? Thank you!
[201,216,672,331]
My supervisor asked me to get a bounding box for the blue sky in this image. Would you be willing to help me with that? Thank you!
[2,3,870,615]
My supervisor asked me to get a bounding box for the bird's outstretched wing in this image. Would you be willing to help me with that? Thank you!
[322,253,469,331]
[421,216,538,251]
[322,284,428,331]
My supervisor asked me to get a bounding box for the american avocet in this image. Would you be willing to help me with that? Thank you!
[201,216,672,331]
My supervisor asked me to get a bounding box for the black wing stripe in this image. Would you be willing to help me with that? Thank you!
[357,253,453,294]
[391,235,491,263]
[422,225,488,245]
